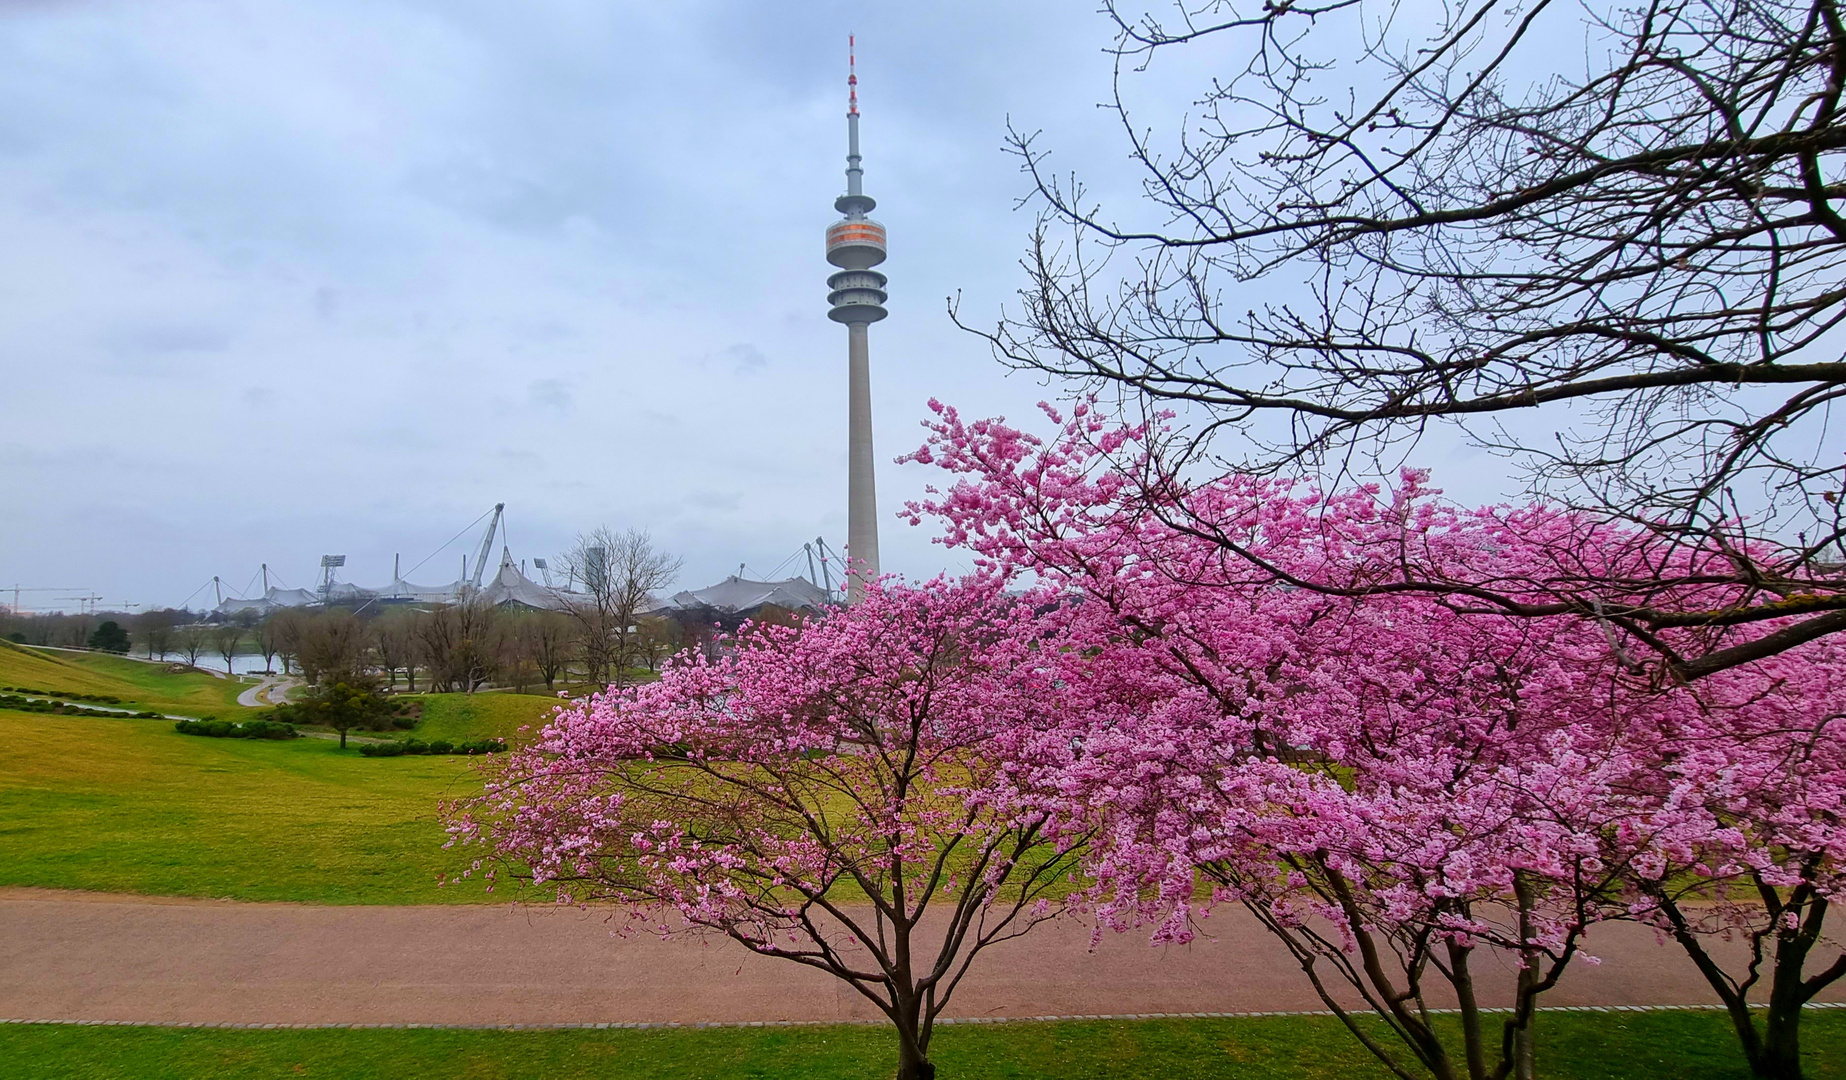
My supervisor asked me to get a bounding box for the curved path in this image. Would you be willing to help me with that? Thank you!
[3,889,1840,1028]
[236,675,298,708]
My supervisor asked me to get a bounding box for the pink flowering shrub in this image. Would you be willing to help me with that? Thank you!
[909,400,1846,1080]
[446,577,1095,1080]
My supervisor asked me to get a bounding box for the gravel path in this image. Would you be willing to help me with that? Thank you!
[4,888,1839,1028]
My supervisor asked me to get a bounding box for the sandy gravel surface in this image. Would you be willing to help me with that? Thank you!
[1,888,1838,1027]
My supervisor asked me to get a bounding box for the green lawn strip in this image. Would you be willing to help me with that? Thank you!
[0,709,494,904]
[2,1010,1839,1080]
[0,641,252,716]
[410,691,563,744]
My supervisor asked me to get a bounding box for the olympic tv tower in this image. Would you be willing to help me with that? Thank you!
[825,37,887,604]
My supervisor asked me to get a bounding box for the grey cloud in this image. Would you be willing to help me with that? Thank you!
[99,322,230,354]
[723,343,766,372]
[527,378,573,412]
[690,342,768,375]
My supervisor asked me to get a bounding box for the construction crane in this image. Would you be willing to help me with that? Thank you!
[467,504,505,590]
[6,586,92,613]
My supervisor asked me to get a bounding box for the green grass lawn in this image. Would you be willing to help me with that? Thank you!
[404,691,563,744]
[0,709,493,903]
[2,1009,1839,1080]
[0,641,251,716]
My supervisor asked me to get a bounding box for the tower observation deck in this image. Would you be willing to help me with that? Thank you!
[828,37,883,603]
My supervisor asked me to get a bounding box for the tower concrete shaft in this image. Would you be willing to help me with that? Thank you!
[846,321,879,603]
[825,37,886,604]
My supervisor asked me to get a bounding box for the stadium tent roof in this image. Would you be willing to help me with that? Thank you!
[651,575,833,615]
[370,578,468,605]
[213,587,320,617]
[480,551,573,610]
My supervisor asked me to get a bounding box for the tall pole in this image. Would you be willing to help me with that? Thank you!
[825,36,889,604]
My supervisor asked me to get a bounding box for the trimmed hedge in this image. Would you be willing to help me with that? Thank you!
[360,737,506,757]
[0,693,159,719]
[173,718,300,740]
[0,685,123,705]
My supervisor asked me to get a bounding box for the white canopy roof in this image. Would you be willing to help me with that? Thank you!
[652,575,833,615]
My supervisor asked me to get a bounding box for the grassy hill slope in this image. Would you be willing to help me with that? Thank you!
[412,692,564,745]
[0,640,250,715]
[0,708,495,903]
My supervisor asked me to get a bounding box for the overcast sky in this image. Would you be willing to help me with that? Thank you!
[0,0,1503,611]
[0,0,1172,609]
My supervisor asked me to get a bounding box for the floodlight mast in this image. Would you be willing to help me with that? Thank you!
[319,554,346,606]
[825,35,886,604]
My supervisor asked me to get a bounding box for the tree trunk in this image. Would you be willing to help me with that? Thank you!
[1652,882,1841,1080]
[889,980,935,1080]
[1446,940,1488,1080]
[339,727,347,749]
[1756,892,1829,1080]
[893,1022,934,1080]
[1511,875,1540,1080]
[1759,1000,1804,1080]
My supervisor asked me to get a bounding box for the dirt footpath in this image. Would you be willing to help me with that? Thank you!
[1,888,1838,1027]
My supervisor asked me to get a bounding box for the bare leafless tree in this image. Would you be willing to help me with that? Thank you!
[975,0,1846,679]
[554,528,681,687]
[252,617,279,674]
[268,609,306,676]
[635,614,682,673]
[133,610,177,661]
[414,605,460,693]
[296,610,367,685]
[371,609,416,691]
[498,614,541,693]
[178,623,210,668]
[523,610,574,692]
[211,622,244,677]
[415,600,501,693]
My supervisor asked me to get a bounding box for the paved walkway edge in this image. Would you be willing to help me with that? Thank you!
[3,1001,1841,1032]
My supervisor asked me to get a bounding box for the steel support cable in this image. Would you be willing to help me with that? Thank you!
[350,506,498,617]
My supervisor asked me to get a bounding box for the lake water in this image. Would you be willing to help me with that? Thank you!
[136,652,277,677]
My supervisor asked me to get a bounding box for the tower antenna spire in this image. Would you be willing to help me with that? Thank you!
[848,34,858,115]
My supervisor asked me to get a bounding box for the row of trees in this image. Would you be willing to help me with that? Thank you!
[1,608,194,652]
[1,608,243,672]
[5,528,685,695]
[267,605,545,693]
[455,476,1845,1080]
[250,528,683,692]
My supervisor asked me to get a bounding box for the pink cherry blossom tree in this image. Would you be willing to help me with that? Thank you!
[1037,537,1665,1080]
[1613,644,1846,1080]
[446,577,1094,1080]
[907,399,1843,1080]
